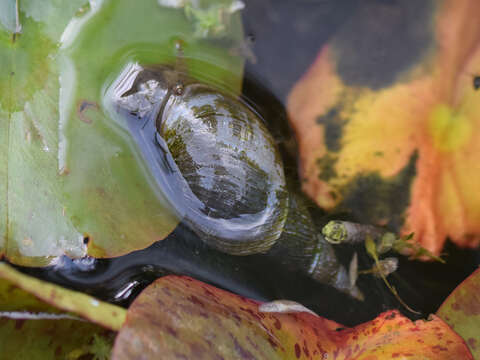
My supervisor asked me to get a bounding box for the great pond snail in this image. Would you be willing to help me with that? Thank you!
[107,58,360,299]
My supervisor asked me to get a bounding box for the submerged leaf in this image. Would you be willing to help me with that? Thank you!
[112,275,473,359]
[437,268,480,359]
[287,0,480,255]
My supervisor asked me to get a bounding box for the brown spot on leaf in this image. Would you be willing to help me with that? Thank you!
[162,287,172,297]
[165,326,177,337]
[468,338,477,350]
[189,295,204,308]
[385,312,396,320]
[294,343,301,358]
[77,100,99,124]
[267,335,279,349]
[233,337,254,360]
[55,346,62,357]
[303,340,310,357]
[173,352,188,360]
[245,336,259,351]
[455,297,480,316]
[14,319,25,330]
[189,342,206,357]
[431,345,448,353]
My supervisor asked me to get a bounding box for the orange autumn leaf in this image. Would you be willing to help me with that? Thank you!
[111,275,473,359]
[287,0,480,255]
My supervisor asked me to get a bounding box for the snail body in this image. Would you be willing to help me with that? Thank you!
[267,191,362,299]
[109,62,358,298]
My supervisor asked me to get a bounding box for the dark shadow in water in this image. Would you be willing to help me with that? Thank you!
[242,0,360,101]
[12,223,367,326]
[12,222,479,327]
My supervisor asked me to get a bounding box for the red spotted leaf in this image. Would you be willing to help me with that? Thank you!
[437,268,480,358]
[111,275,473,359]
[287,0,480,255]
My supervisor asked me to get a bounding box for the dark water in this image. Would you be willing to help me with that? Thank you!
[14,224,479,327]
[12,0,480,327]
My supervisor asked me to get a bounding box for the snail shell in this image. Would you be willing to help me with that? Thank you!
[109,62,360,298]
[113,64,289,255]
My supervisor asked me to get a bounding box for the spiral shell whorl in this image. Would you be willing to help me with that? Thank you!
[159,84,288,255]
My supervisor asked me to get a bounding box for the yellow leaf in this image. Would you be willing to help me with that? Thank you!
[287,0,480,255]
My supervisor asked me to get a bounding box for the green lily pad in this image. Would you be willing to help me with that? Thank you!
[0,262,125,359]
[0,0,91,266]
[437,268,480,359]
[0,0,244,265]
